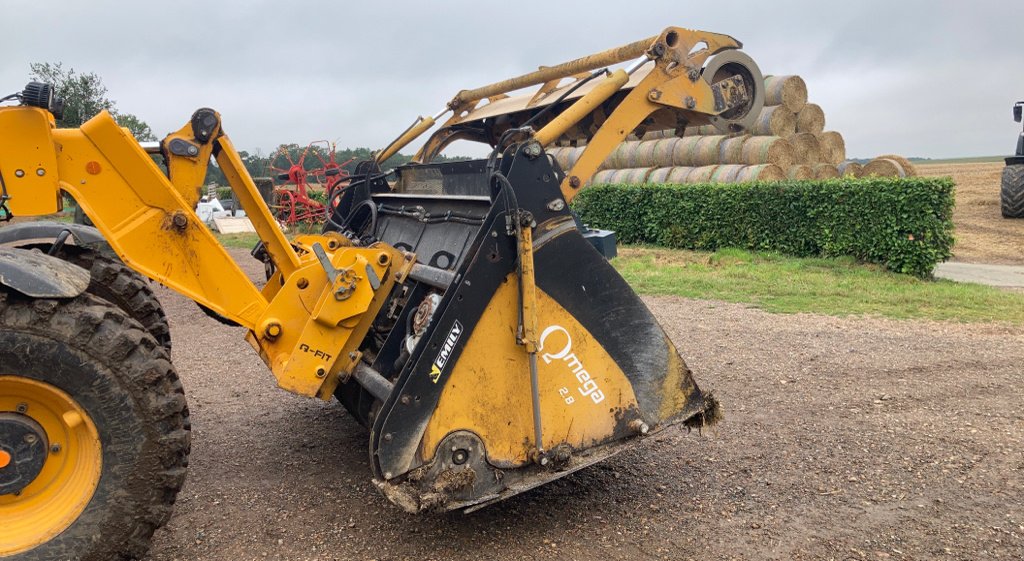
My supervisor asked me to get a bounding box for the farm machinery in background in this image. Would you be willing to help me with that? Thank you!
[1002,101,1024,218]
[268,140,354,226]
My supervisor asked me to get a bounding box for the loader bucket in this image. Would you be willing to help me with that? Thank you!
[330,145,717,513]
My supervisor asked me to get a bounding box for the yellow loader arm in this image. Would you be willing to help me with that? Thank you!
[0,104,409,401]
[378,27,764,202]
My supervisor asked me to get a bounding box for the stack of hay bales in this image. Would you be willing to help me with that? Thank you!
[547,75,916,184]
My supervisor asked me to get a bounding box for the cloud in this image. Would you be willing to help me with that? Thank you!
[2,0,1022,159]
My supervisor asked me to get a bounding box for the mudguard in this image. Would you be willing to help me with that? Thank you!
[0,247,90,298]
[0,220,109,251]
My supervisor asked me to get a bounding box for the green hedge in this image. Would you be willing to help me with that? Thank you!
[573,177,955,277]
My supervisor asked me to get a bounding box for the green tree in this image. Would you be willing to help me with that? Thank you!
[29,62,156,141]
[113,113,156,142]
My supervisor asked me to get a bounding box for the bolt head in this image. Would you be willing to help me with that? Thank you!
[50,443,61,454]
[264,323,282,339]
[36,168,46,176]
[315,367,327,378]
[14,169,24,178]
[383,433,393,442]
[547,199,566,212]
[15,403,27,413]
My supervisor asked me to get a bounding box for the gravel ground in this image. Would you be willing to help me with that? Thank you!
[144,249,1024,561]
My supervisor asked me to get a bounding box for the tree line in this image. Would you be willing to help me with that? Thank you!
[25,62,468,186]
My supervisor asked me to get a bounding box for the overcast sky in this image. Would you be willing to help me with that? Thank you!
[2,0,1021,159]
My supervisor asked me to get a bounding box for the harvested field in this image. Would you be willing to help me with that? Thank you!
[143,249,1024,560]
[918,161,1024,265]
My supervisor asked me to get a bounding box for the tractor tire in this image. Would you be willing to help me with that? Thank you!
[1001,164,1024,218]
[20,245,172,352]
[0,291,190,561]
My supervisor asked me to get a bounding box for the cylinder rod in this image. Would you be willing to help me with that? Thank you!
[452,36,656,106]
[534,68,630,147]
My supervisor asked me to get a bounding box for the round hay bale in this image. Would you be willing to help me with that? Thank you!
[638,138,680,168]
[818,131,846,165]
[647,167,674,183]
[763,75,808,113]
[876,154,917,177]
[796,103,825,134]
[735,164,785,182]
[861,158,906,178]
[682,124,718,137]
[718,135,750,164]
[672,136,724,166]
[751,105,797,137]
[666,166,694,183]
[837,160,863,177]
[709,164,746,183]
[561,146,590,171]
[686,165,719,183]
[811,163,840,179]
[739,136,795,169]
[605,142,634,169]
[786,165,813,180]
[612,167,655,184]
[789,133,821,165]
[546,146,569,170]
[549,146,582,170]
[591,169,618,184]
[622,141,650,168]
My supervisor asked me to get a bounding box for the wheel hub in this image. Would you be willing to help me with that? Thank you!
[0,375,102,556]
[0,412,50,495]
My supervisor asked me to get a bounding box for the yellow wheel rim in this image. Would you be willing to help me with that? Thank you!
[0,376,102,556]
